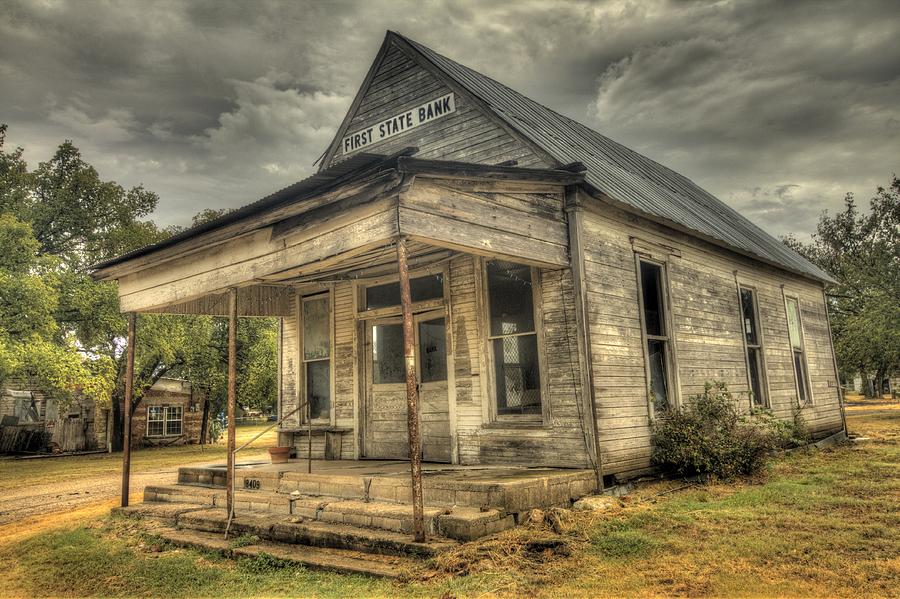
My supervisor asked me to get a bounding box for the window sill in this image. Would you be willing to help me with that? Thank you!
[481,419,547,430]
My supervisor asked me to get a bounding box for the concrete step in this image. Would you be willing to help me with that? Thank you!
[176,507,458,558]
[156,527,417,578]
[142,484,514,541]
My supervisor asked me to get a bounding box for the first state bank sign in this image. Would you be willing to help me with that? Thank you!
[341,93,456,154]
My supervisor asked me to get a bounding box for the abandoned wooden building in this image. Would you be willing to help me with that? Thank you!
[96,32,846,552]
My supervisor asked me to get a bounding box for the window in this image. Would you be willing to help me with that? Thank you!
[740,288,767,407]
[372,323,405,383]
[365,274,444,310]
[638,261,674,413]
[485,260,542,416]
[147,405,182,437]
[418,317,447,383]
[302,294,331,420]
[785,297,812,404]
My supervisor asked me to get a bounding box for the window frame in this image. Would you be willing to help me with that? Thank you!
[299,291,335,424]
[146,405,182,437]
[737,284,770,409]
[635,255,680,417]
[783,293,814,406]
[355,264,447,320]
[480,257,549,425]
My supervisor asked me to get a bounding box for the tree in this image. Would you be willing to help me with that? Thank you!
[785,176,900,396]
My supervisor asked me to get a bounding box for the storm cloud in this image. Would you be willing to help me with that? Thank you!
[1,0,898,238]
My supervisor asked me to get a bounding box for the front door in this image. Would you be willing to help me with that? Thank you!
[363,312,450,462]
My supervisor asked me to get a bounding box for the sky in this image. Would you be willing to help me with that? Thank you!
[1,0,898,240]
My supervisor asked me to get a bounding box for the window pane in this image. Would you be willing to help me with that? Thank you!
[794,351,808,403]
[640,262,665,337]
[486,260,535,336]
[647,340,670,412]
[148,420,163,436]
[165,407,182,436]
[148,406,163,421]
[306,360,331,419]
[373,324,405,384]
[303,296,330,360]
[748,347,764,406]
[418,318,447,383]
[786,298,803,350]
[493,334,541,415]
[365,274,444,310]
[740,288,759,346]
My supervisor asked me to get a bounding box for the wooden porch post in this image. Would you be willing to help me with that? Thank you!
[226,287,238,518]
[397,237,426,542]
[120,312,136,507]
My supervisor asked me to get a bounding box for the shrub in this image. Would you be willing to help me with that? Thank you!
[652,381,807,479]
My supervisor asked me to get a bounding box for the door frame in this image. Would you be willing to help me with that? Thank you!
[359,307,452,461]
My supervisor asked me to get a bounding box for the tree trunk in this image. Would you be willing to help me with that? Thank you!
[110,387,124,452]
[200,398,211,444]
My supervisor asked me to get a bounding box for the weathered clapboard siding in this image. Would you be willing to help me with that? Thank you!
[398,178,569,268]
[448,255,592,468]
[118,197,400,312]
[279,305,300,430]
[326,41,549,169]
[580,194,843,478]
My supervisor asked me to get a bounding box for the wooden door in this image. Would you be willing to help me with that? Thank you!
[363,313,450,462]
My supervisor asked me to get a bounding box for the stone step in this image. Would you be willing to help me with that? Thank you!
[155,527,417,578]
[142,484,514,540]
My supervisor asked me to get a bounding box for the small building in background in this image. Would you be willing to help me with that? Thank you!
[128,378,206,446]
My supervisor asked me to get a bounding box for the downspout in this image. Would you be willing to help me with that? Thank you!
[565,186,605,491]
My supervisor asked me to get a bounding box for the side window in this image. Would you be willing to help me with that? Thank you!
[302,294,331,421]
[637,260,675,414]
[485,260,542,417]
[147,406,164,437]
[165,406,183,436]
[740,288,768,407]
[785,297,812,404]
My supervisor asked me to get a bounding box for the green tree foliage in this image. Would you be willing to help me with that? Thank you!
[0,125,278,447]
[784,177,900,395]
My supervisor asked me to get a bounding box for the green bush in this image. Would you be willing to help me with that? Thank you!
[651,381,807,479]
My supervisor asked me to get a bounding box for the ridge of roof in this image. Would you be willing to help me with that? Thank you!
[390,31,834,284]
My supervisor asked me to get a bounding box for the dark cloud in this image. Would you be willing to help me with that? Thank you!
[0,0,897,238]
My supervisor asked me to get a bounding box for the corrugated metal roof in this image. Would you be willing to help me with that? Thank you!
[396,33,834,283]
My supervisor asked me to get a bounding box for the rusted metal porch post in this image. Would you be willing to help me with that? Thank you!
[226,287,238,518]
[120,312,136,507]
[397,237,426,542]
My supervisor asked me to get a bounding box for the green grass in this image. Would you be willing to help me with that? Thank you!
[1,408,898,598]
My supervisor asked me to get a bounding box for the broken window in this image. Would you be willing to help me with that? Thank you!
[740,288,767,407]
[638,261,674,413]
[302,294,331,420]
[486,260,542,416]
[365,274,444,310]
[785,297,812,404]
[418,317,447,383]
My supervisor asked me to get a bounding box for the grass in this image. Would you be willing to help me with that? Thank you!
[1,406,898,598]
[0,423,276,493]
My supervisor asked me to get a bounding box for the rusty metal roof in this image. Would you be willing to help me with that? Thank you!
[395,33,834,283]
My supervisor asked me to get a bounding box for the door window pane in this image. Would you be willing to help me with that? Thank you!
[647,339,670,412]
[373,324,405,384]
[486,260,535,336]
[641,262,665,337]
[303,296,330,360]
[306,360,331,419]
[740,288,759,346]
[493,334,541,415]
[365,274,444,310]
[418,318,447,383]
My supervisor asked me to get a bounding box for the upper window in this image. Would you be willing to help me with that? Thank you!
[485,260,542,416]
[302,294,331,420]
[740,288,767,407]
[785,297,812,404]
[638,261,674,414]
[365,274,444,311]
